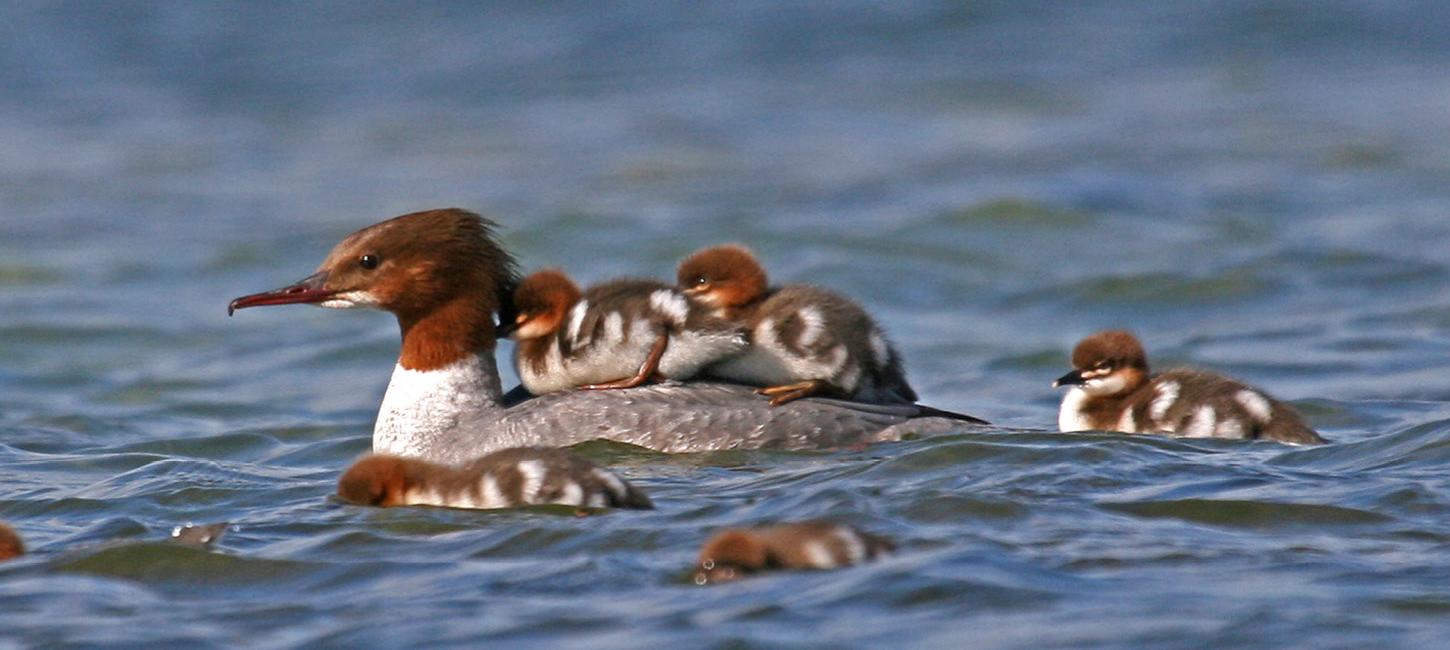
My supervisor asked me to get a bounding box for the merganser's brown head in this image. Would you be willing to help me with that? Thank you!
[1054,329,1150,396]
[693,529,771,585]
[229,208,519,370]
[336,454,419,507]
[498,269,581,340]
[676,244,768,316]
[0,523,23,561]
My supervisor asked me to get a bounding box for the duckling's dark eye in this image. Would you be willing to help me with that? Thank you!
[359,254,379,270]
[693,276,708,286]
[1094,361,1113,371]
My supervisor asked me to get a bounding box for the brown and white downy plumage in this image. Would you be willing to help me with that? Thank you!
[676,245,916,406]
[337,448,653,510]
[0,523,23,561]
[693,521,894,584]
[502,269,747,395]
[1053,330,1325,445]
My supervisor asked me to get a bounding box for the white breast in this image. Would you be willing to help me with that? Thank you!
[375,355,503,457]
[1057,387,1096,432]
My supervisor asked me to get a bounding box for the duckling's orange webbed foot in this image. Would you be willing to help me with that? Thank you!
[581,376,660,390]
[580,334,669,391]
[757,380,830,406]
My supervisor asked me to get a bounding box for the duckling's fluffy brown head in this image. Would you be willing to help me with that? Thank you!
[676,244,769,313]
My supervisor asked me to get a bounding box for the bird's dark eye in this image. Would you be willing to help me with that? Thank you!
[694,276,708,286]
[359,254,379,270]
[1095,361,1112,371]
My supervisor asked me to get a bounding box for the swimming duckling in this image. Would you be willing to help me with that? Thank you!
[693,521,893,584]
[337,447,653,510]
[1054,330,1325,444]
[0,523,22,561]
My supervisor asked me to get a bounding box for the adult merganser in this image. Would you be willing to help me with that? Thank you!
[228,209,988,463]
[0,523,23,561]
[1053,330,1326,444]
[693,521,893,584]
[337,448,651,510]
[676,244,917,406]
[502,268,746,393]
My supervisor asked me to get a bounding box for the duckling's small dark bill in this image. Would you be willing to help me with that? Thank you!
[1053,370,1087,388]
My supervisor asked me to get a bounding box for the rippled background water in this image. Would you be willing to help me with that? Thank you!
[3,1,1450,647]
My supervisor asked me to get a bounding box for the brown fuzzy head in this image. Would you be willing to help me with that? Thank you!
[506,269,582,340]
[676,245,769,314]
[693,529,771,585]
[337,455,415,507]
[0,523,23,561]
[1054,329,1150,395]
[1072,330,1149,371]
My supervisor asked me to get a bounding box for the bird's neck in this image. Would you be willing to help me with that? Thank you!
[377,296,506,457]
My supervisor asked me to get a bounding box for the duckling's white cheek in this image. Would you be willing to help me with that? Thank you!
[320,290,382,310]
[1083,373,1128,396]
[514,319,555,340]
[690,290,724,309]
